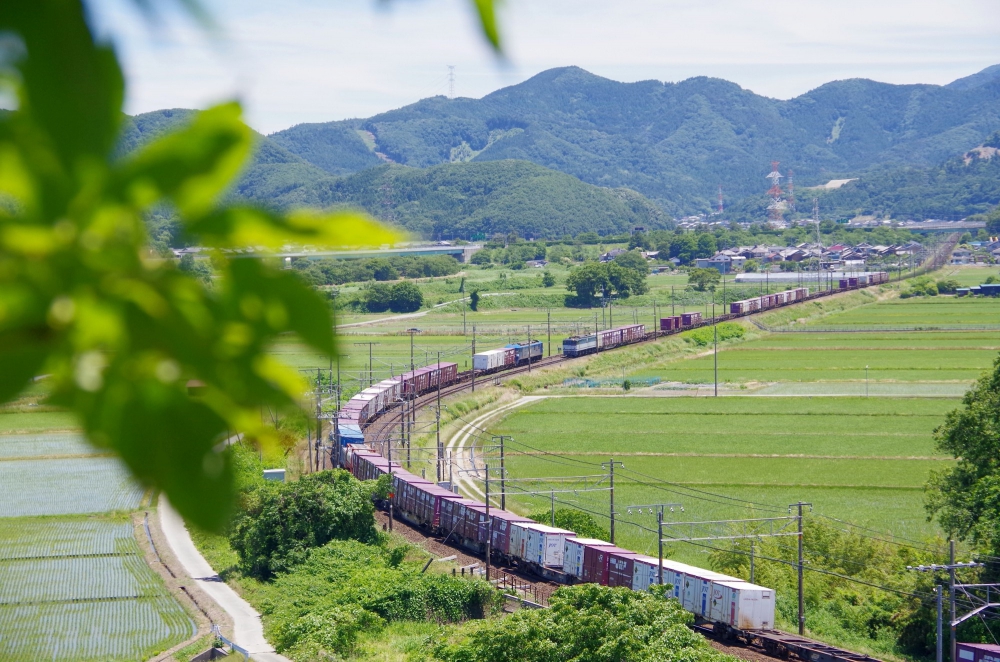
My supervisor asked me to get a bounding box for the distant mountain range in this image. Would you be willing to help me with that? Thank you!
[121,64,1000,236]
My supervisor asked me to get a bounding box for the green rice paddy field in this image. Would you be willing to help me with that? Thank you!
[0,411,194,661]
[481,293,1000,561]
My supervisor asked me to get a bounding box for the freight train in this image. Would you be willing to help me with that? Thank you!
[341,442,776,633]
[562,323,646,357]
[473,340,543,372]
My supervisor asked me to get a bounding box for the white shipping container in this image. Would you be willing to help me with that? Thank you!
[708,580,775,630]
[508,521,532,562]
[562,538,609,579]
[523,524,575,567]
[473,349,506,371]
[630,556,661,592]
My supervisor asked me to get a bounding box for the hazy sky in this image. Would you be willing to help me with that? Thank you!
[88,0,1000,134]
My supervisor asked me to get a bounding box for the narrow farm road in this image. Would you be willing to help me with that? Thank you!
[446,395,548,500]
[159,499,291,662]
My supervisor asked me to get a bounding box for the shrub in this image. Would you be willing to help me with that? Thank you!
[936,279,960,294]
[229,470,388,579]
[431,584,729,662]
[684,322,745,347]
[388,281,423,313]
[265,540,501,657]
[529,508,609,540]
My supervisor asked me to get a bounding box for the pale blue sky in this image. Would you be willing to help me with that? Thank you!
[87,0,1000,133]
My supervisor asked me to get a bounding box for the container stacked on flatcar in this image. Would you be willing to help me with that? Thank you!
[660,316,682,331]
[473,348,515,372]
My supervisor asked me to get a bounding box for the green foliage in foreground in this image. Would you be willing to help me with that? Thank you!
[528,508,609,541]
[258,539,502,660]
[430,583,733,662]
[926,354,1000,570]
[0,0,395,532]
[229,469,389,579]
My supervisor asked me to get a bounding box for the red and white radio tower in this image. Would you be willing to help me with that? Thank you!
[765,161,785,223]
[718,186,724,214]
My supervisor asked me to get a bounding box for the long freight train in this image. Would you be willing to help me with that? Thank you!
[342,443,776,633]
[329,273,896,661]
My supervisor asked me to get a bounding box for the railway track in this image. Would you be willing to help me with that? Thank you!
[340,240,958,662]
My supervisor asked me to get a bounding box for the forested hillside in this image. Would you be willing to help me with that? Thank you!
[277,160,668,238]
[271,65,1000,212]
[121,63,1000,237]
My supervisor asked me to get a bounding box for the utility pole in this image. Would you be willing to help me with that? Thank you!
[471,324,476,392]
[547,309,551,357]
[950,540,956,662]
[790,501,812,635]
[550,490,555,527]
[671,285,675,316]
[602,458,625,544]
[937,585,944,662]
[437,353,443,482]
[625,503,683,586]
[526,324,532,373]
[658,510,664,586]
[485,462,491,581]
[713,302,718,397]
[496,436,507,510]
[908,552,986,662]
[354,342,379,388]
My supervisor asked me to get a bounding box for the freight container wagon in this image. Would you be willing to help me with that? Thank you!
[848,277,859,287]
[729,301,748,315]
[517,523,575,568]
[563,538,615,580]
[708,580,775,630]
[607,550,641,588]
[680,565,733,618]
[581,543,631,585]
[473,348,513,372]
[460,502,491,548]
[597,324,645,350]
[439,498,480,540]
[411,483,463,528]
[392,472,430,516]
[660,316,682,331]
[681,312,702,326]
[506,341,543,365]
[562,334,598,357]
[839,279,849,289]
[632,557,697,600]
[491,512,535,557]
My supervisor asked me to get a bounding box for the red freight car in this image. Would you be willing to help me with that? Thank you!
[681,312,702,326]
[582,543,631,585]
[413,484,463,528]
[607,550,641,587]
[660,316,682,331]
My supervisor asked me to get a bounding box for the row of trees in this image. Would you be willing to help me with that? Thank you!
[294,255,461,287]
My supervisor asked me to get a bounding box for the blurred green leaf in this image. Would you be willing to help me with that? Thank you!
[0,0,401,532]
[0,0,124,168]
[469,0,502,52]
[115,102,252,217]
[186,205,401,249]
